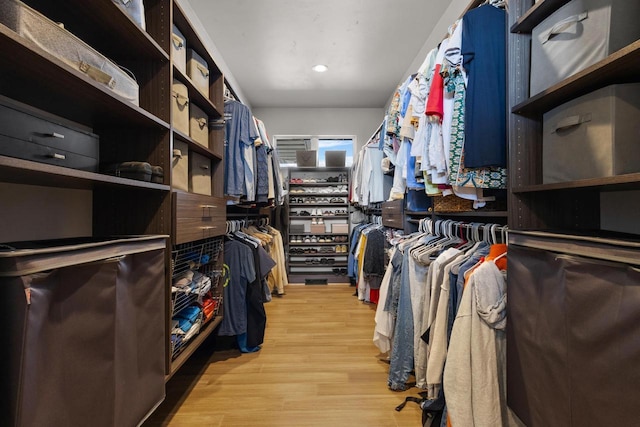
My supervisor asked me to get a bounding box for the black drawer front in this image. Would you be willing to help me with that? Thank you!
[0,134,98,172]
[0,102,99,160]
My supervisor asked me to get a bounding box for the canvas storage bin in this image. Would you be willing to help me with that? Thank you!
[530,0,640,96]
[289,224,304,234]
[543,83,640,183]
[311,224,326,234]
[187,49,210,97]
[0,236,167,427]
[111,0,146,30]
[507,230,640,426]
[172,24,187,75]
[331,224,348,234]
[0,0,139,105]
[189,102,209,148]
[189,151,211,195]
[172,139,189,191]
[172,79,189,135]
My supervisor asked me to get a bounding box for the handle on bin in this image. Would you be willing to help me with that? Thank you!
[171,33,184,49]
[199,164,209,170]
[197,63,210,78]
[172,91,189,107]
[79,61,115,88]
[46,132,65,139]
[197,118,207,129]
[553,113,592,133]
[542,11,588,44]
[173,149,183,158]
[49,153,66,160]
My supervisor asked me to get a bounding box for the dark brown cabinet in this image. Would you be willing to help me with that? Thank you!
[507,1,640,425]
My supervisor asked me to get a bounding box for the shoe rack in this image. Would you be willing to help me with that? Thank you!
[286,167,351,284]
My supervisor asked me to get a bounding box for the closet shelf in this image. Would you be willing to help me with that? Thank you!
[512,40,640,117]
[0,27,170,130]
[405,210,431,217]
[289,203,348,207]
[26,0,170,61]
[435,211,509,218]
[288,261,348,267]
[174,66,223,118]
[168,315,223,380]
[289,215,349,219]
[289,242,346,247]
[512,174,640,193]
[0,155,170,191]
[289,182,348,187]
[288,270,348,275]
[290,232,349,236]
[510,0,571,34]
[288,192,349,197]
[289,253,348,257]
[174,129,223,161]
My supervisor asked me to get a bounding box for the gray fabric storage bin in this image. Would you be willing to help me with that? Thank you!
[0,236,167,427]
[172,24,187,75]
[189,151,212,195]
[507,230,640,426]
[189,102,209,148]
[530,0,640,96]
[172,79,189,135]
[0,0,140,105]
[187,49,210,97]
[172,139,189,191]
[111,0,146,30]
[542,83,640,183]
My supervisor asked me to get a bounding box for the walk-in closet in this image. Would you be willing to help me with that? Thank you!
[1,0,639,425]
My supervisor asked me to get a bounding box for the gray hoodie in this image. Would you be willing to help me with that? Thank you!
[443,260,509,427]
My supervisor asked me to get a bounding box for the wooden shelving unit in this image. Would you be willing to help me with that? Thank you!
[287,167,351,284]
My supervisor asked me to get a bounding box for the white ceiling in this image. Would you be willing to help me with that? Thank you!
[184,0,454,109]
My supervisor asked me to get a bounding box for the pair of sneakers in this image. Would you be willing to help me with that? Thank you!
[311,218,324,225]
[335,244,348,253]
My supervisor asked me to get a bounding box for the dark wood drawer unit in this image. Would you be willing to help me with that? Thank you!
[0,96,99,172]
[173,192,225,244]
[382,199,404,229]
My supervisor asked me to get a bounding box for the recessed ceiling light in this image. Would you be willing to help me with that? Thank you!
[312,64,328,73]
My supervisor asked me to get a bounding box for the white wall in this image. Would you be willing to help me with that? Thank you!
[252,107,384,151]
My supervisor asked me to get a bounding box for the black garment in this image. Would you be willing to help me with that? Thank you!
[363,228,386,290]
[245,242,275,348]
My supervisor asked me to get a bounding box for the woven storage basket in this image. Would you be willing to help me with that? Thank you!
[432,195,474,212]
[432,195,507,213]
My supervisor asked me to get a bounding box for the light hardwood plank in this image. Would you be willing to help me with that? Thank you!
[144,284,422,426]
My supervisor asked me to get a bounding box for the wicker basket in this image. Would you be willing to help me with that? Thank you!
[432,195,474,212]
[432,195,507,213]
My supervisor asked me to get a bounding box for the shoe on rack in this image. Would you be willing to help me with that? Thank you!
[304,236,311,243]
[318,218,324,225]
[311,235,318,243]
[312,218,318,225]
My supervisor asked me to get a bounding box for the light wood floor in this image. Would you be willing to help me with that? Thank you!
[144,284,422,426]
